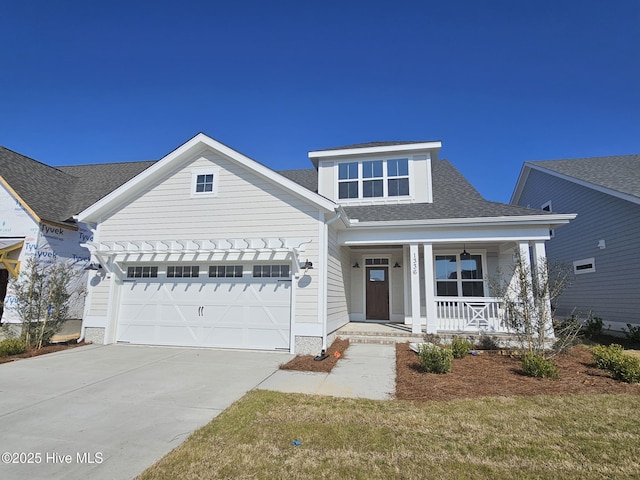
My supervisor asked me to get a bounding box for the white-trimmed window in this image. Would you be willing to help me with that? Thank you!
[435,254,485,297]
[253,265,290,278]
[167,266,199,278]
[209,265,243,278]
[337,158,410,200]
[573,258,595,274]
[127,266,158,278]
[191,167,219,197]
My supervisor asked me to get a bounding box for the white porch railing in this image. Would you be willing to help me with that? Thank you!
[436,297,507,333]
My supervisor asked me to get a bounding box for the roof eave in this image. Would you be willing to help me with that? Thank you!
[344,213,577,229]
[308,141,443,160]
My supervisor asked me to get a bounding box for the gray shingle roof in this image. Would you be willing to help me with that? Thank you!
[0,146,155,224]
[58,161,157,217]
[529,154,640,199]
[277,169,318,193]
[341,160,546,222]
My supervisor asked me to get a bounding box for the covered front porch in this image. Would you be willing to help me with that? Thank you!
[332,240,548,336]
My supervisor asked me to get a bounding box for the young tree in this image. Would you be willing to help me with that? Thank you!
[8,257,79,349]
[492,251,573,357]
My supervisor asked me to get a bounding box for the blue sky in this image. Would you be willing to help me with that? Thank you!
[1,0,638,203]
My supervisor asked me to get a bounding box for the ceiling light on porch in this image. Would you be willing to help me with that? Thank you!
[460,245,471,260]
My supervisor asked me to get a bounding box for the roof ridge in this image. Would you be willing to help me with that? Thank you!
[0,145,71,177]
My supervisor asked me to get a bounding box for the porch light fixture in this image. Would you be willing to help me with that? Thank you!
[460,245,471,260]
[352,262,360,268]
[393,262,401,268]
[303,260,313,270]
[84,263,103,271]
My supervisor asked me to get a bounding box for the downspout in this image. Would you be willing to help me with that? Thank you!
[321,209,343,350]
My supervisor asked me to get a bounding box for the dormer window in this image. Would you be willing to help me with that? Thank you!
[337,158,410,200]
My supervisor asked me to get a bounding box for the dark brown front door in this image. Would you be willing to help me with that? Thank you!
[366,267,389,320]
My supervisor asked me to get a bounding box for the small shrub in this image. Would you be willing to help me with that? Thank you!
[418,344,453,374]
[609,355,640,384]
[0,338,27,357]
[475,334,501,350]
[582,315,604,338]
[521,351,559,379]
[622,323,640,343]
[592,344,640,383]
[592,344,625,371]
[450,336,473,359]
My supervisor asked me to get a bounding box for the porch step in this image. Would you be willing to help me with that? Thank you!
[340,334,424,345]
[337,328,424,345]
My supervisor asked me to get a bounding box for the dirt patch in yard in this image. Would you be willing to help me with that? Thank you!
[280,338,349,373]
[0,341,89,364]
[396,343,640,401]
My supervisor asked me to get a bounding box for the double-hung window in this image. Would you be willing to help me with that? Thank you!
[338,162,359,199]
[362,161,383,197]
[337,158,410,200]
[435,254,485,297]
[387,159,409,196]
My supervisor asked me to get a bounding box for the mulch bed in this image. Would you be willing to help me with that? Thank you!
[0,341,89,364]
[396,343,640,401]
[280,338,350,373]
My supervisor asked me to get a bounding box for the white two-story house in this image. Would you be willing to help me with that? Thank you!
[77,134,574,354]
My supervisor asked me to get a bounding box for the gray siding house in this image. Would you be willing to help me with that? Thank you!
[511,154,640,331]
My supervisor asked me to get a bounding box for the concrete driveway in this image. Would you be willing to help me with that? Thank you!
[0,344,290,480]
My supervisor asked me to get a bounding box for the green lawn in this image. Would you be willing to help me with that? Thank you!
[137,391,640,480]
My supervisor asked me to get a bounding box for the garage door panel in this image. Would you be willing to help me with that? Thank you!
[117,272,291,350]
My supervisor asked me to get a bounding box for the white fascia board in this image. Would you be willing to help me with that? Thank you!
[338,223,556,246]
[525,163,640,206]
[78,133,336,223]
[308,141,442,160]
[345,213,576,229]
[509,164,530,204]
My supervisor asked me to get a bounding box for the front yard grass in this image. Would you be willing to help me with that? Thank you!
[137,390,640,480]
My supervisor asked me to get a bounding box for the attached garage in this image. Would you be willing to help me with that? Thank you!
[115,263,292,350]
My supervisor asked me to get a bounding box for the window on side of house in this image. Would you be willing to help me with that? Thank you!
[167,266,200,278]
[387,158,409,196]
[195,174,214,193]
[362,160,384,198]
[127,266,158,278]
[338,162,359,199]
[209,265,243,278]
[435,254,484,297]
[253,265,290,278]
[337,158,411,200]
[191,167,219,196]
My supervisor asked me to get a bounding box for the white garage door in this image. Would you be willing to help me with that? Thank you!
[116,266,291,350]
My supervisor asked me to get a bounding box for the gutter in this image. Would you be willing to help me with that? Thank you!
[344,213,577,229]
[321,209,343,350]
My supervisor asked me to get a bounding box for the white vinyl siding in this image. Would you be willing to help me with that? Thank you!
[98,152,322,325]
[87,282,110,316]
[326,225,350,333]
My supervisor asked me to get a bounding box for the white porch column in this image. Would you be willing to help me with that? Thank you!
[423,243,437,334]
[409,244,422,334]
[533,241,554,337]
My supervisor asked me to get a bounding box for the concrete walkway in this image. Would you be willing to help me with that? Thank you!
[258,343,396,400]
